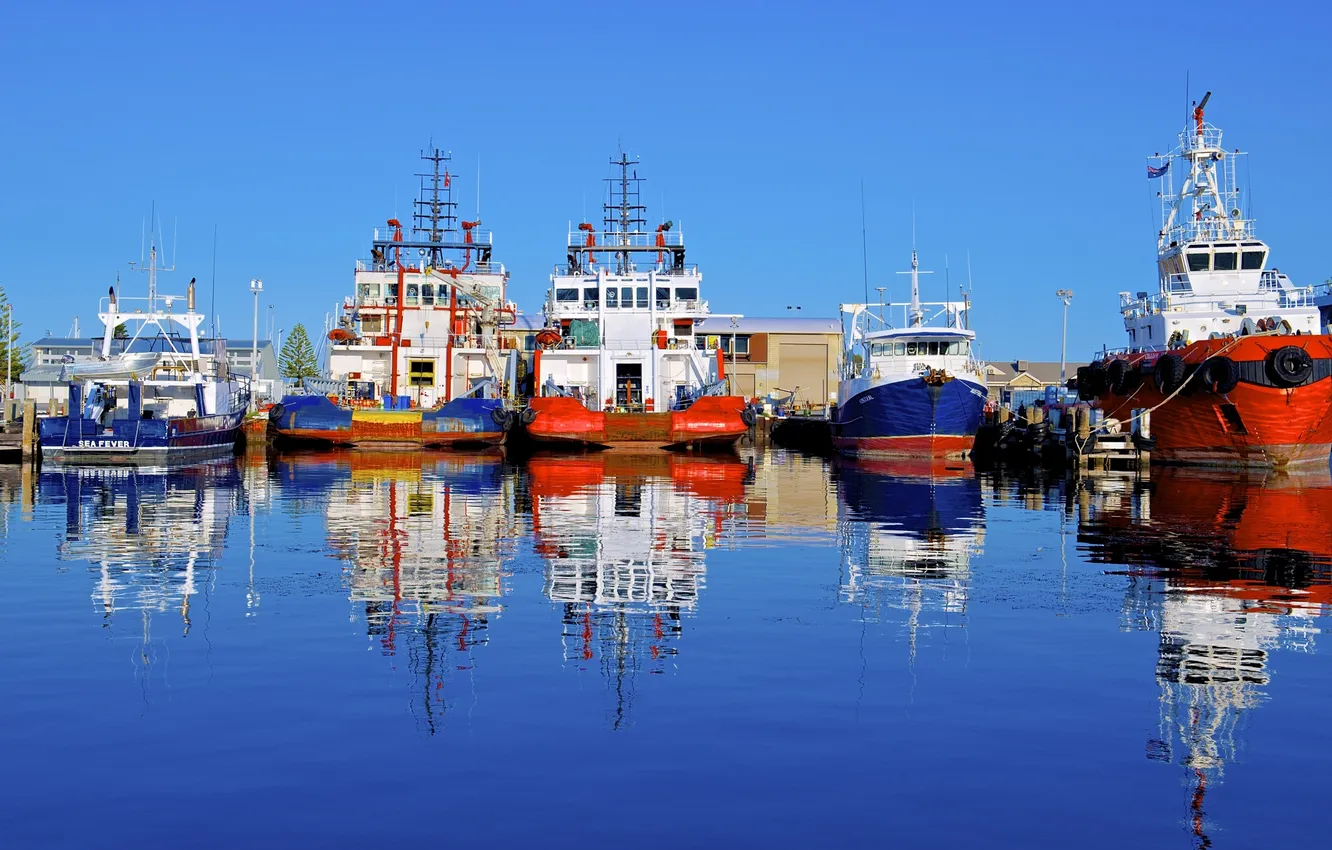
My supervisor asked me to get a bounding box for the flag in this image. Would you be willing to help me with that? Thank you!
[444,169,451,188]
[1147,161,1169,179]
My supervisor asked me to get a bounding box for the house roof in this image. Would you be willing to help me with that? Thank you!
[695,316,841,334]
[985,360,1067,385]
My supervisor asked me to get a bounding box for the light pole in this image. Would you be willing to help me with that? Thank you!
[250,278,263,405]
[1056,289,1074,388]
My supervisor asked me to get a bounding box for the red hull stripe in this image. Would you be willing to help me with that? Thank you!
[833,434,975,457]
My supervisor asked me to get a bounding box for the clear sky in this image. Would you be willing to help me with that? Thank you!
[2,0,1328,363]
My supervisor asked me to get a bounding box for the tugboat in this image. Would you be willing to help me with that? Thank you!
[519,153,753,450]
[1085,92,1328,468]
[833,245,987,458]
[39,239,250,466]
[271,147,518,449]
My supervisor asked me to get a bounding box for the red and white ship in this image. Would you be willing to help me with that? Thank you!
[520,153,753,450]
[1086,92,1329,468]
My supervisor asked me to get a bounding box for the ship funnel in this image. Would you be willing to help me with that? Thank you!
[187,277,196,311]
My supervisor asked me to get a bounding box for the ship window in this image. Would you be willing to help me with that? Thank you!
[636,287,649,308]
[695,335,707,350]
[870,343,884,356]
[583,287,599,307]
[906,342,917,356]
[405,283,419,305]
[676,287,698,302]
[556,288,579,302]
[1242,250,1265,270]
[1187,253,1211,272]
[621,287,633,308]
[360,315,383,333]
[1214,252,1238,271]
[605,287,618,308]
[894,343,906,356]
[407,359,435,387]
[656,287,670,308]
[421,283,434,304]
[360,283,381,300]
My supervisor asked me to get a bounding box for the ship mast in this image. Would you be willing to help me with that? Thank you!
[604,151,645,275]
[413,147,458,268]
[895,221,933,328]
[1156,91,1249,252]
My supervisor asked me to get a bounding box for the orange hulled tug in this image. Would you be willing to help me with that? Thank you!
[1080,92,1331,468]
[519,153,754,450]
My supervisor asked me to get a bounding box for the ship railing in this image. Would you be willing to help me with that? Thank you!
[567,229,684,249]
[1278,287,1316,308]
[355,257,502,273]
[371,226,494,246]
[551,262,701,276]
[546,296,709,314]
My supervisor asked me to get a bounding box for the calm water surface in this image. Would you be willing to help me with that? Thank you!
[2,449,1329,848]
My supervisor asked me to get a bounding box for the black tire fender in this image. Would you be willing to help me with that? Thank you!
[519,407,538,426]
[1200,356,1240,394]
[268,402,285,423]
[1153,353,1186,395]
[740,407,757,427]
[1267,345,1313,387]
[1106,359,1130,396]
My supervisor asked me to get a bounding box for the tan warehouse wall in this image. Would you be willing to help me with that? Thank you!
[724,332,841,407]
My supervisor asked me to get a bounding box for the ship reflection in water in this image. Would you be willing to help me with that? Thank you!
[1078,468,1332,846]
[836,458,985,644]
[7,451,1332,846]
[527,452,749,728]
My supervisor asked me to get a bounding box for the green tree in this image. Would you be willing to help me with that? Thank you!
[279,323,320,385]
[0,286,26,381]
[113,323,128,339]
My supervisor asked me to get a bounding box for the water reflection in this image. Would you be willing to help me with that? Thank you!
[1079,468,1332,846]
[277,450,515,733]
[527,452,749,728]
[39,461,245,631]
[837,459,985,635]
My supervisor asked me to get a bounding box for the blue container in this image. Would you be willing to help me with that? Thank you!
[398,395,410,410]
[1044,385,1058,406]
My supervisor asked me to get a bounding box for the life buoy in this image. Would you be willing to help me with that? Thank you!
[1199,356,1240,394]
[1267,345,1313,387]
[1153,353,1187,395]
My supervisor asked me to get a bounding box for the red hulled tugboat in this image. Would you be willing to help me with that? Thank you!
[1081,92,1330,468]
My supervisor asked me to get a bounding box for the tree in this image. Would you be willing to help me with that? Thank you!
[0,286,26,382]
[113,323,128,339]
[279,323,320,385]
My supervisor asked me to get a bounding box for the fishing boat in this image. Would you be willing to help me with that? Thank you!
[1085,92,1328,468]
[38,241,250,465]
[519,153,753,450]
[271,147,518,449]
[833,246,987,458]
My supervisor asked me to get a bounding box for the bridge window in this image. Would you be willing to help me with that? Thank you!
[606,287,618,308]
[360,315,383,333]
[359,283,381,300]
[621,287,634,308]
[421,283,435,305]
[676,287,698,302]
[1213,252,1237,271]
[636,287,649,308]
[583,287,599,307]
[556,288,579,303]
[906,342,917,356]
[1241,250,1265,270]
[656,287,670,308]
[1187,253,1211,272]
[894,342,906,356]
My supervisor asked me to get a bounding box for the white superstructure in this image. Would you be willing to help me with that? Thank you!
[1119,92,1317,352]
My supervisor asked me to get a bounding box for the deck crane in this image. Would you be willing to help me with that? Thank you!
[426,267,514,400]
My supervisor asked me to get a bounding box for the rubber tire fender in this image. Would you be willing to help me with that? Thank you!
[268,402,285,423]
[1153,353,1186,395]
[740,407,757,427]
[1085,360,1108,396]
[490,406,509,428]
[1200,356,1240,394]
[1075,366,1095,401]
[1267,345,1313,387]
[1106,359,1130,396]
[519,406,538,426]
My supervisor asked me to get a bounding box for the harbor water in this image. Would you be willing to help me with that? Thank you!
[2,450,1329,848]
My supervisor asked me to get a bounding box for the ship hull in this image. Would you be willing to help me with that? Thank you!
[1096,336,1332,469]
[272,395,507,448]
[523,395,749,449]
[39,409,245,466]
[833,376,986,459]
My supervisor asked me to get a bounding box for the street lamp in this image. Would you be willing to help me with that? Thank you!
[250,278,263,406]
[1056,289,1074,388]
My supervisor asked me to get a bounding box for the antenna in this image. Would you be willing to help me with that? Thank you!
[859,180,869,307]
[476,155,482,220]
[210,225,218,339]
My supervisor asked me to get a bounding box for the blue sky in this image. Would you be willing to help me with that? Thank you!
[2,0,1328,362]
